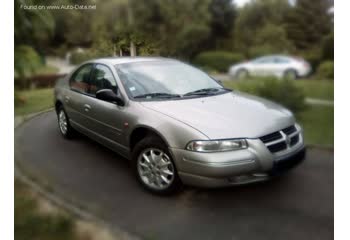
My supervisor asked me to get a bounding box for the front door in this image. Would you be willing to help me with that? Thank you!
[84,64,129,152]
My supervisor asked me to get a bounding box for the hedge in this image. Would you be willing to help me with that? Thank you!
[193,51,244,72]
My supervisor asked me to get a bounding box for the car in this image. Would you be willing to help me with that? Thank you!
[54,57,306,194]
[228,55,311,80]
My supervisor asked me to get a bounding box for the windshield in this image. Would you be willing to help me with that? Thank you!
[115,61,225,100]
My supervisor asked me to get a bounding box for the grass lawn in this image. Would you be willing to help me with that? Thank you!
[36,65,59,75]
[15,88,54,116]
[223,79,334,100]
[297,105,334,146]
[295,79,333,100]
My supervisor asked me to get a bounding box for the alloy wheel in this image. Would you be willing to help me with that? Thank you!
[58,110,68,135]
[137,148,175,190]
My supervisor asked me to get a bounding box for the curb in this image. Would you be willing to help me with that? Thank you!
[15,109,140,240]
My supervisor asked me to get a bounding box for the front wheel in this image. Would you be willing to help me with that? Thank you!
[132,136,182,194]
[235,69,249,80]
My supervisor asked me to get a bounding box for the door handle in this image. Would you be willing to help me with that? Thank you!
[84,104,91,112]
[64,95,70,103]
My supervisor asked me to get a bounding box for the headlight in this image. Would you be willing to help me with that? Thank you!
[186,139,248,152]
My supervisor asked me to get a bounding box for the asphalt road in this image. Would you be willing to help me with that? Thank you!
[15,111,334,240]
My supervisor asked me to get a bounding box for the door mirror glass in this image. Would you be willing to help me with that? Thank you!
[96,89,125,106]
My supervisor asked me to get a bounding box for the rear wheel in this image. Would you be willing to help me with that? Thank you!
[284,69,297,80]
[132,135,182,194]
[57,106,75,139]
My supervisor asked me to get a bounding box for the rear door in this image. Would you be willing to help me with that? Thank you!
[65,63,94,128]
[251,57,276,76]
[273,57,291,77]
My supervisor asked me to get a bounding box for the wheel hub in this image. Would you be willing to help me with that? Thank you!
[137,148,175,190]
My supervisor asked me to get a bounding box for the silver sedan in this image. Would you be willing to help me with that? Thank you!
[54,57,305,194]
[229,55,311,80]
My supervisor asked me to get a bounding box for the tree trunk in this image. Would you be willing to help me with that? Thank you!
[130,41,136,57]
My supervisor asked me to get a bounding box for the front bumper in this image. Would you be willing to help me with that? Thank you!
[171,138,306,188]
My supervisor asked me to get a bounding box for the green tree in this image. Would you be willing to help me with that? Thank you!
[208,0,236,49]
[249,23,295,57]
[234,0,291,56]
[285,0,332,50]
[15,0,55,52]
[130,0,211,59]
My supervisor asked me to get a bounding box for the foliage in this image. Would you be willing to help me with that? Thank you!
[14,0,333,74]
[15,45,43,87]
[70,38,115,64]
[301,47,322,72]
[248,23,295,58]
[224,77,306,113]
[130,0,212,59]
[285,0,332,50]
[194,51,244,72]
[316,61,334,80]
[322,32,334,61]
[15,0,55,53]
[234,0,291,56]
[208,0,236,49]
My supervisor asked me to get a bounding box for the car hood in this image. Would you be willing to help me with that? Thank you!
[140,92,295,139]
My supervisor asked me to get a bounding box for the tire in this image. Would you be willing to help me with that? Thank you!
[132,135,182,195]
[283,69,297,80]
[57,106,76,139]
[235,69,249,80]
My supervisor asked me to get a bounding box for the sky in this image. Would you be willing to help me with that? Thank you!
[234,0,298,7]
[234,0,252,7]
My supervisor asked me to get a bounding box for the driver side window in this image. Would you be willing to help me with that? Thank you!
[70,64,93,93]
[90,64,118,95]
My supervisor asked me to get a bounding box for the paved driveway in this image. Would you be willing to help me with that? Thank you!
[15,111,334,240]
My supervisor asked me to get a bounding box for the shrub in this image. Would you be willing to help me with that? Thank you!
[15,74,65,89]
[236,77,306,113]
[322,32,334,61]
[70,39,115,65]
[15,45,43,78]
[193,51,244,72]
[316,61,334,80]
[15,45,43,87]
[70,50,94,65]
[301,48,322,73]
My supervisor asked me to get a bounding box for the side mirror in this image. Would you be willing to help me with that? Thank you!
[96,89,125,106]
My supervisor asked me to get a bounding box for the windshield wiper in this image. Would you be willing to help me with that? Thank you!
[183,87,230,96]
[134,92,182,99]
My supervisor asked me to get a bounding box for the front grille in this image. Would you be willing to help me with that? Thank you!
[282,125,297,135]
[259,124,300,153]
[260,132,282,143]
[290,135,299,146]
[267,141,287,153]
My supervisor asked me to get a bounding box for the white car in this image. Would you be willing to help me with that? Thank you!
[228,55,311,80]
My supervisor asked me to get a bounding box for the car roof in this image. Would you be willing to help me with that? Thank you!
[89,57,174,65]
[255,55,291,59]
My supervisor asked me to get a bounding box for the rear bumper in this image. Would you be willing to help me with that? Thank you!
[171,139,306,188]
